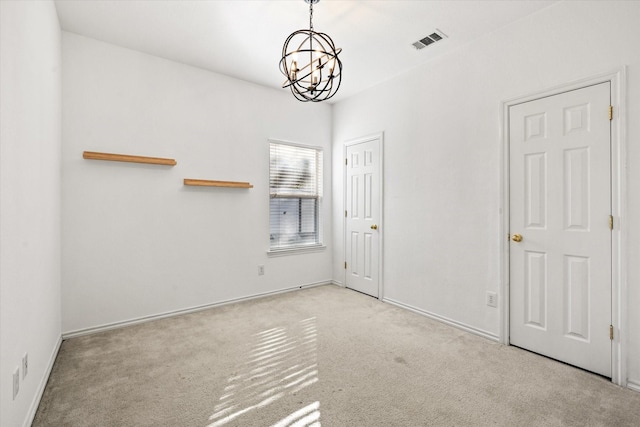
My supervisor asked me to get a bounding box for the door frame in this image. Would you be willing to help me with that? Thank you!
[343,132,384,299]
[500,68,627,386]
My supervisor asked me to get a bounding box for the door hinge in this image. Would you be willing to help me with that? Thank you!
[609,215,614,230]
[344,261,347,269]
[345,210,347,217]
[345,158,348,166]
[610,325,614,340]
[608,105,613,121]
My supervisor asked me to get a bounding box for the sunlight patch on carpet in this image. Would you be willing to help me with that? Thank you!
[207,317,320,427]
[270,401,321,427]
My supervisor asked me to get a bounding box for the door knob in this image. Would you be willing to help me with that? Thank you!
[370,224,378,230]
[511,233,523,242]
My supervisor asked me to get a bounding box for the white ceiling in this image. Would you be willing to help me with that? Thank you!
[54,0,558,103]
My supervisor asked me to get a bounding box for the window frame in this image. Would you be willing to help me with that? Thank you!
[267,139,325,256]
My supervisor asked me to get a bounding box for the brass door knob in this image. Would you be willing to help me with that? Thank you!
[511,233,523,242]
[370,224,378,230]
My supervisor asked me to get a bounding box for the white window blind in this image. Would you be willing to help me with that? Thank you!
[269,141,323,249]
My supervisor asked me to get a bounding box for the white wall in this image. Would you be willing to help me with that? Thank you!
[0,1,62,426]
[332,0,640,386]
[61,33,333,334]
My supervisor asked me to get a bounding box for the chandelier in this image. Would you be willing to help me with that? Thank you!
[279,0,342,102]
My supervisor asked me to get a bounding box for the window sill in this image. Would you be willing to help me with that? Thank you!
[267,245,326,257]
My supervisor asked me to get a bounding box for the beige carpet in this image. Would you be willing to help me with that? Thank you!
[34,285,640,426]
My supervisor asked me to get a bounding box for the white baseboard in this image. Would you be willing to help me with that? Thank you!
[383,297,500,342]
[23,334,62,427]
[627,379,640,393]
[331,280,344,287]
[63,280,333,339]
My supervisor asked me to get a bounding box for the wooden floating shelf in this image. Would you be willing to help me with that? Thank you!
[183,179,253,188]
[83,151,177,166]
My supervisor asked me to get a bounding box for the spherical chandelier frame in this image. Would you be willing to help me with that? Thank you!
[279,0,343,102]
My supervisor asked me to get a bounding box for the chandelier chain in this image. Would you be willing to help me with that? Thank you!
[309,1,314,31]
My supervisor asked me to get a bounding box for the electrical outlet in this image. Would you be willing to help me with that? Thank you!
[486,291,498,308]
[22,353,28,379]
[258,265,265,276]
[13,367,19,400]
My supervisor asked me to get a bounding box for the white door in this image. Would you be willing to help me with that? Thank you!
[345,136,381,298]
[509,82,612,377]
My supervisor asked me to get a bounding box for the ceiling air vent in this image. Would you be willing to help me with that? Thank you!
[412,29,447,50]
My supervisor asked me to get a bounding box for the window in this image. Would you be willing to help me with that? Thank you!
[269,141,323,251]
